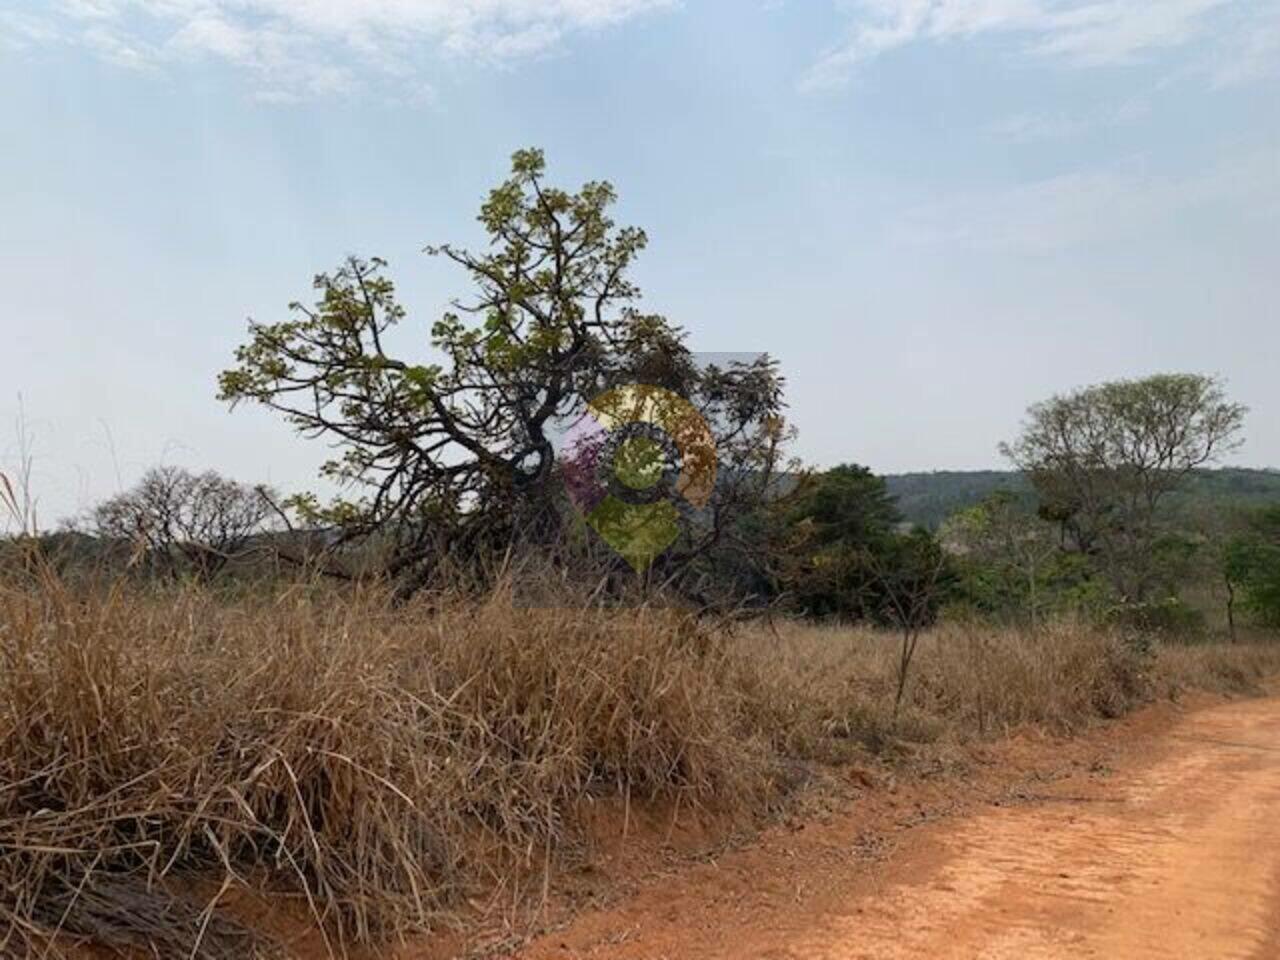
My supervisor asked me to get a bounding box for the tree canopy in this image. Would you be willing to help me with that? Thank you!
[219,149,788,596]
[90,466,275,579]
[1002,373,1246,603]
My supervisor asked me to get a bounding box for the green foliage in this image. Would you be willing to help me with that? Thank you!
[217,148,789,596]
[788,464,901,548]
[884,468,1280,531]
[1103,597,1207,638]
[872,527,953,629]
[1147,531,1203,597]
[1225,504,1280,628]
[1002,373,1246,603]
[942,492,1102,624]
[885,471,1033,530]
[779,465,898,620]
[777,465,950,625]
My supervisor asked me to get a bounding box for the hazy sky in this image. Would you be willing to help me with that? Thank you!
[2,0,1278,525]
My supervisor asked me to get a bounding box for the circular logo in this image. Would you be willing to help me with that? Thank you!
[562,385,717,571]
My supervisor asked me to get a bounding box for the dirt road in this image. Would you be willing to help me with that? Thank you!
[512,697,1280,959]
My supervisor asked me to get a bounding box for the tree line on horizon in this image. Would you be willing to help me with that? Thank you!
[881,466,1280,531]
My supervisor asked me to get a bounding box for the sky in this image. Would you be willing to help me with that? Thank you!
[1,0,1278,526]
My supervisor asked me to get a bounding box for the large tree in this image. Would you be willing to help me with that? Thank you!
[219,149,788,595]
[1001,374,1246,603]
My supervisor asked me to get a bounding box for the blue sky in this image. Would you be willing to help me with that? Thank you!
[2,0,1278,525]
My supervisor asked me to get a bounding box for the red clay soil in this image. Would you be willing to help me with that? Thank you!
[484,695,1280,960]
[250,693,1280,959]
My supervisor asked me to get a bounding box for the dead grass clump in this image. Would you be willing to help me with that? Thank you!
[726,620,1153,757]
[0,580,768,958]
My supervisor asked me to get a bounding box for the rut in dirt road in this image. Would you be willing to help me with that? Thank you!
[512,697,1280,960]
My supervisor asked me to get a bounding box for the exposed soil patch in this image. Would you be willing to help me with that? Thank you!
[483,694,1280,960]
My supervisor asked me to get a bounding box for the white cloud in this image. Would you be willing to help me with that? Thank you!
[986,111,1095,142]
[81,23,160,70]
[0,9,62,50]
[10,0,675,101]
[166,13,357,99]
[1033,0,1232,65]
[803,0,1244,90]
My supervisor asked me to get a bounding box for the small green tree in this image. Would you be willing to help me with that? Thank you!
[863,528,952,718]
[778,465,902,620]
[777,465,952,637]
[942,492,1077,626]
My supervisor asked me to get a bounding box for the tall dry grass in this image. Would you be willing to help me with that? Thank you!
[733,618,1279,758]
[1,573,1277,958]
[0,577,776,957]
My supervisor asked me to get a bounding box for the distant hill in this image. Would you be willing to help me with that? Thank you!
[884,468,1280,530]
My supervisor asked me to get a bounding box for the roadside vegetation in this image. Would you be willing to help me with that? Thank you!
[4,569,1280,959]
[4,149,1280,957]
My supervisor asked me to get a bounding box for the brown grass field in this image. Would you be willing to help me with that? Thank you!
[3,570,1279,958]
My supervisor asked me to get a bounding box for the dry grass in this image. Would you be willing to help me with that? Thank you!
[2,573,1278,958]
[732,619,1280,758]
[1151,640,1280,699]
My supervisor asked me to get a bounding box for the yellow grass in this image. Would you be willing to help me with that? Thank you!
[1,574,1277,957]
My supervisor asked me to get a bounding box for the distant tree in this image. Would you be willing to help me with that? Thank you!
[789,464,901,548]
[881,468,1280,533]
[942,492,1066,627]
[1002,374,1246,604]
[778,465,902,620]
[219,149,788,598]
[90,467,275,579]
[775,464,953,636]
[1182,501,1249,641]
[884,471,1032,531]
